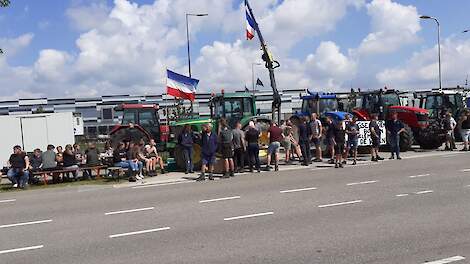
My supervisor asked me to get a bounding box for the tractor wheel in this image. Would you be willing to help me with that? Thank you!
[174,143,202,171]
[416,126,446,150]
[399,125,414,152]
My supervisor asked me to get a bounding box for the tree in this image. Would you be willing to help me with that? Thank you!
[0,0,9,53]
[0,0,10,7]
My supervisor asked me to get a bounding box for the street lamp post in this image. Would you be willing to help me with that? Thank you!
[251,62,262,95]
[185,13,208,78]
[420,15,442,91]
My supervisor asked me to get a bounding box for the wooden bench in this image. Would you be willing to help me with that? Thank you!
[80,165,108,180]
[32,168,80,186]
[106,167,129,182]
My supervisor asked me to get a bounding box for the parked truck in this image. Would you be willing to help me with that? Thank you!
[0,112,81,166]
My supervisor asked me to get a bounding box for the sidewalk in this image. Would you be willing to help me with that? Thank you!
[114,145,467,189]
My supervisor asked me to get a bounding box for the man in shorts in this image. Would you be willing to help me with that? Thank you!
[325,116,336,164]
[333,120,346,168]
[345,116,359,165]
[369,114,383,162]
[267,122,284,171]
[309,113,323,162]
[197,123,218,181]
[219,118,235,178]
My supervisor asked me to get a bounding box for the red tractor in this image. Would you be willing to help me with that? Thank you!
[350,89,445,150]
[109,104,169,148]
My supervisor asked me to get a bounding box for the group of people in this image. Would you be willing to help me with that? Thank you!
[112,138,166,182]
[5,143,105,188]
[445,109,470,152]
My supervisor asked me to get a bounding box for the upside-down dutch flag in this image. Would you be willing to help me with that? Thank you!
[245,0,256,40]
[166,69,199,102]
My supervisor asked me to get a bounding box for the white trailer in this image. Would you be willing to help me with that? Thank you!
[0,112,78,166]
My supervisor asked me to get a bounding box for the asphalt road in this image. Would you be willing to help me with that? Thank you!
[1,150,470,264]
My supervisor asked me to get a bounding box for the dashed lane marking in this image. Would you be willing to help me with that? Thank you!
[0,219,52,229]
[416,190,434,195]
[199,196,241,203]
[0,199,16,203]
[346,180,378,186]
[409,174,431,178]
[318,200,363,208]
[105,207,155,216]
[0,245,44,255]
[224,212,274,221]
[109,227,171,238]
[422,255,465,264]
[280,187,317,194]
[396,194,409,197]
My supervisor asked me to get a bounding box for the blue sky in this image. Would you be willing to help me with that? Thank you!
[1,0,470,99]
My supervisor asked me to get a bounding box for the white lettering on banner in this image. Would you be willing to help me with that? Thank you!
[356,121,386,147]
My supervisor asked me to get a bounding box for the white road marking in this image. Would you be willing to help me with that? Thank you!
[199,196,241,203]
[409,174,431,178]
[422,256,466,264]
[396,194,409,197]
[0,245,44,255]
[109,227,170,238]
[318,200,363,208]
[311,168,328,171]
[346,180,378,186]
[0,219,52,229]
[224,212,274,221]
[131,180,191,189]
[280,187,317,194]
[105,207,155,216]
[416,190,434,195]
[460,169,470,172]
[0,199,16,203]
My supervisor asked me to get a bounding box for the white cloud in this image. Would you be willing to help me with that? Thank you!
[66,0,110,31]
[377,38,470,89]
[356,0,420,55]
[0,33,34,57]
[34,49,71,82]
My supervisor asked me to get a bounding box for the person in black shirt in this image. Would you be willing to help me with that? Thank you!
[325,116,336,164]
[333,120,346,168]
[369,114,384,162]
[459,111,470,151]
[298,116,311,166]
[245,121,261,173]
[7,145,30,188]
[63,144,79,181]
[385,112,405,160]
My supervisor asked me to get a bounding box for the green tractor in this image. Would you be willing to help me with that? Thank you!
[171,92,271,170]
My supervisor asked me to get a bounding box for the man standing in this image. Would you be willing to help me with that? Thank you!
[444,111,457,151]
[345,116,359,165]
[386,112,405,160]
[325,116,336,164]
[369,114,383,162]
[197,123,218,181]
[245,121,261,173]
[309,113,323,162]
[7,145,30,188]
[267,122,284,171]
[232,121,246,173]
[298,116,311,166]
[333,120,346,168]
[219,118,235,178]
[178,125,194,174]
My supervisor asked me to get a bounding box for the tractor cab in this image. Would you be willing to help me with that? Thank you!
[299,92,349,122]
[210,92,257,128]
[110,104,164,146]
[353,89,401,120]
[420,92,465,119]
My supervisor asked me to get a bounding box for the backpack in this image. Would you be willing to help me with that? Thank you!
[220,128,234,144]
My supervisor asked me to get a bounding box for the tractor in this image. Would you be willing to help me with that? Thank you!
[349,88,445,150]
[109,104,168,149]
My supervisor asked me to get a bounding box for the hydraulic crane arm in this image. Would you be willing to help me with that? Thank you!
[245,0,281,124]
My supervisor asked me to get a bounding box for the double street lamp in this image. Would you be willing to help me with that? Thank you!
[420,15,442,91]
[186,13,208,78]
